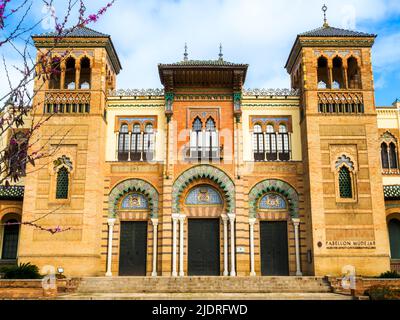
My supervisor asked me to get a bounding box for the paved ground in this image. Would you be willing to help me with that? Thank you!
[57,292,353,300]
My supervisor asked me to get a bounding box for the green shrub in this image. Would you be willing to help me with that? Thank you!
[367,285,400,300]
[378,271,400,279]
[1,262,42,279]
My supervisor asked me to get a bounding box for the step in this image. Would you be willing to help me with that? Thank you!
[58,292,351,301]
[74,277,333,294]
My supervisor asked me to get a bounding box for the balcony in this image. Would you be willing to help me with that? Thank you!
[44,90,91,114]
[254,151,291,162]
[117,150,154,162]
[317,91,364,114]
[184,146,224,162]
[382,168,400,176]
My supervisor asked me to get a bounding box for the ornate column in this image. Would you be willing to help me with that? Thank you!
[171,214,179,277]
[228,213,236,277]
[343,67,349,89]
[128,132,132,162]
[60,64,66,90]
[263,132,267,161]
[75,64,81,90]
[222,215,229,276]
[105,218,116,277]
[151,219,159,277]
[292,218,302,276]
[249,218,257,276]
[140,131,144,161]
[328,65,333,89]
[179,215,186,277]
[115,132,119,161]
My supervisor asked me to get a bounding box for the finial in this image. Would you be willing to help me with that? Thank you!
[218,43,223,61]
[183,43,188,61]
[322,4,329,28]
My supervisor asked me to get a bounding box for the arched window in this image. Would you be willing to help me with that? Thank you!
[190,118,203,160]
[185,186,223,206]
[8,131,28,178]
[118,124,129,161]
[317,56,329,89]
[1,218,19,260]
[389,142,398,169]
[56,167,69,199]
[64,57,76,90]
[143,124,154,161]
[79,57,91,89]
[381,143,389,169]
[49,58,61,89]
[131,124,142,161]
[120,193,149,210]
[332,57,345,89]
[193,118,202,132]
[205,118,218,160]
[388,219,400,259]
[259,193,287,210]
[266,124,277,161]
[277,124,290,161]
[347,57,361,89]
[253,124,264,161]
[338,166,353,199]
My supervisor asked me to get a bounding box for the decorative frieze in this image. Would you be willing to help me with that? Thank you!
[45,90,91,104]
[108,89,164,97]
[242,88,300,97]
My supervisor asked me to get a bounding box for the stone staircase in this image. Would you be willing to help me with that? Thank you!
[57,276,352,300]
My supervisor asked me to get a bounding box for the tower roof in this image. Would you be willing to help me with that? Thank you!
[33,26,110,38]
[299,25,376,38]
[32,26,122,74]
[285,24,377,73]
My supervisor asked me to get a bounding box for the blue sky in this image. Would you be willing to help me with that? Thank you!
[1,0,400,106]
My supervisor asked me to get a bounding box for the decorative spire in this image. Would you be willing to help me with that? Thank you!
[322,4,329,28]
[183,43,188,61]
[218,43,223,61]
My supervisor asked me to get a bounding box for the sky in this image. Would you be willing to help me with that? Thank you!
[1,0,400,106]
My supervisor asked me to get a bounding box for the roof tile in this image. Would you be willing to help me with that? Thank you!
[299,26,375,38]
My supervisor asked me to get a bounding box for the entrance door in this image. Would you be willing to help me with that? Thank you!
[119,221,147,276]
[260,221,289,276]
[188,219,220,276]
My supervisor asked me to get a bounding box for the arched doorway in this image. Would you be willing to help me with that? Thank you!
[117,192,149,276]
[248,179,302,277]
[1,214,21,260]
[107,179,159,277]
[388,218,400,260]
[172,165,236,277]
[258,193,289,276]
[183,185,224,276]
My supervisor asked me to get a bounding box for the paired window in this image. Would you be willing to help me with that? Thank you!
[49,56,92,90]
[188,117,220,161]
[118,123,155,162]
[253,124,291,162]
[317,56,362,90]
[8,131,28,179]
[381,133,398,172]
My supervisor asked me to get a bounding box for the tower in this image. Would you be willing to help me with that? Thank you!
[18,27,121,276]
[285,9,391,276]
